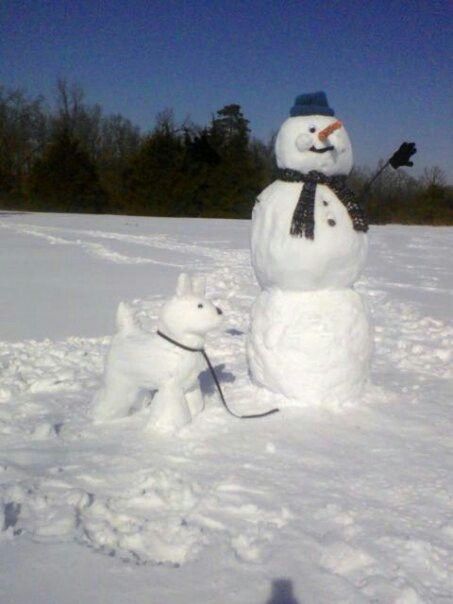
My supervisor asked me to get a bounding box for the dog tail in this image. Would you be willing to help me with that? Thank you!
[116,302,136,335]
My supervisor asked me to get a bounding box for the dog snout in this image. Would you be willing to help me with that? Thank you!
[216,306,223,315]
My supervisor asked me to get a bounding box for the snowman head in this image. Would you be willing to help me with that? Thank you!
[275,92,353,176]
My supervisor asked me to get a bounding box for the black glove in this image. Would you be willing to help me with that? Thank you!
[389,142,417,169]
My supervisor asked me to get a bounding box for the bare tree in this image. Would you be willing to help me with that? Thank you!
[0,86,48,194]
[420,166,446,188]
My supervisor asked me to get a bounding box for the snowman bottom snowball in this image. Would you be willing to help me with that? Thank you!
[247,288,373,407]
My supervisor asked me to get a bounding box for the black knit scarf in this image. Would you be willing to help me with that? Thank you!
[276,168,368,239]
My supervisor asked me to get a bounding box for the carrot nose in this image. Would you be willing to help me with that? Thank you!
[318,120,342,141]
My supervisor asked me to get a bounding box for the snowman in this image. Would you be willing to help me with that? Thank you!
[248,92,373,407]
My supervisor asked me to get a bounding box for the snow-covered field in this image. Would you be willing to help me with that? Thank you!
[0,212,452,604]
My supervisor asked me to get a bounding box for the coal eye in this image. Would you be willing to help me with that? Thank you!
[198,303,204,309]
[309,127,316,133]
[327,218,336,227]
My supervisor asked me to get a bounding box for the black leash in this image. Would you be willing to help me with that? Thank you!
[157,330,279,419]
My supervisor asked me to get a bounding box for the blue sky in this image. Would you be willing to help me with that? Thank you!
[1,0,452,180]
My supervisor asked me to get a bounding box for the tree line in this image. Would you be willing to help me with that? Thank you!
[0,81,451,224]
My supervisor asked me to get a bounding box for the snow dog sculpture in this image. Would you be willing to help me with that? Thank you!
[92,273,223,432]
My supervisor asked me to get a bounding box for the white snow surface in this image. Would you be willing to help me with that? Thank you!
[0,212,452,603]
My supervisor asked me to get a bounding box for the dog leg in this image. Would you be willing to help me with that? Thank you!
[92,373,140,421]
[146,385,192,433]
[185,385,204,417]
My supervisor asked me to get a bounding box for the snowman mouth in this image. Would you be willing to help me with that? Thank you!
[310,145,335,154]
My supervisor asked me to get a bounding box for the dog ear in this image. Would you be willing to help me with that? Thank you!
[116,302,135,334]
[176,273,192,297]
[191,275,206,297]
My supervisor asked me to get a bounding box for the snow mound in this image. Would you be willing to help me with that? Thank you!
[1,467,291,565]
[79,471,205,564]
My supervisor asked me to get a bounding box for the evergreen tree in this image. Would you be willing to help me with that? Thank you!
[97,114,141,211]
[203,104,263,218]
[210,104,250,152]
[29,128,107,213]
[122,111,189,216]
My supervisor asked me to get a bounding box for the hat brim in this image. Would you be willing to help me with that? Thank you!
[290,105,335,117]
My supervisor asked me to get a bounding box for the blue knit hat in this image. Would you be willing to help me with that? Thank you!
[290,91,335,117]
